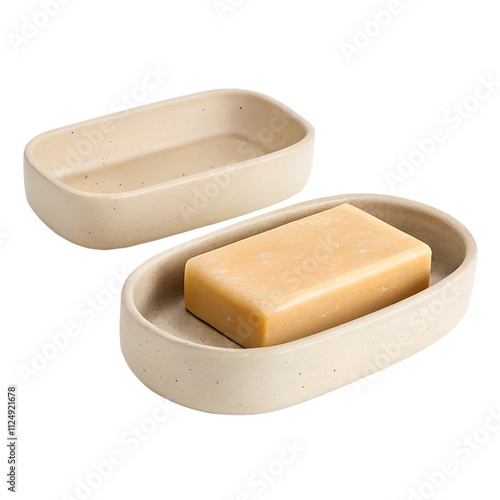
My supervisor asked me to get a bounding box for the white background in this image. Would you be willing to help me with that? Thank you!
[2,1,499,499]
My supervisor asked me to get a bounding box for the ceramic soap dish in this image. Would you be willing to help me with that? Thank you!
[120,194,477,414]
[24,89,314,249]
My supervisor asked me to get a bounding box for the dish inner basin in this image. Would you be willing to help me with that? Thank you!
[61,134,263,194]
[30,91,308,195]
[131,196,468,350]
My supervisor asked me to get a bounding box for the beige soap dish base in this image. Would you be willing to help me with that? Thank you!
[120,194,477,415]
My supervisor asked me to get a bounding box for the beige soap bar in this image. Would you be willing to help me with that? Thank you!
[184,204,431,348]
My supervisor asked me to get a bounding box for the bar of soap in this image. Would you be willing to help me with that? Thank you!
[184,203,431,348]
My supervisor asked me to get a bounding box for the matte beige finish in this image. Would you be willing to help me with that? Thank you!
[24,89,314,249]
[184,203,432,348]
[120,194,477,414]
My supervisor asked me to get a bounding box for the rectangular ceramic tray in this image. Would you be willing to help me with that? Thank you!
[24,89,314,249]
[120,194,477,414]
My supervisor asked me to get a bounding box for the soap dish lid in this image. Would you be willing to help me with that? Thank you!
[24,89,315,249]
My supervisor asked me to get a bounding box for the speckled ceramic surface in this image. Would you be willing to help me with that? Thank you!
[24,89,314,249]
[120,194,477,414]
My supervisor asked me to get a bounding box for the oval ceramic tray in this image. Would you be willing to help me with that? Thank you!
[120,194,477,414]
[24,89,314,249]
